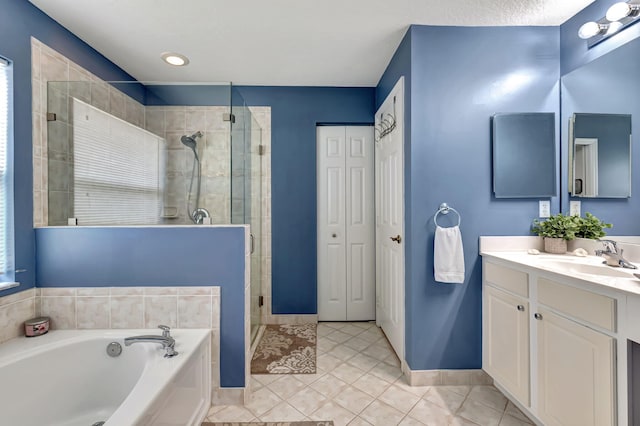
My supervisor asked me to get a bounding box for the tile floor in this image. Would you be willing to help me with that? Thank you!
[206,322,534,426]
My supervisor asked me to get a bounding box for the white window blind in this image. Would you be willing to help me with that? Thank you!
[73,98,165,225]
[0,57,14,280]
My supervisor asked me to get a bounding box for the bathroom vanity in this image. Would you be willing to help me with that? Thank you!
[480,237,640,426]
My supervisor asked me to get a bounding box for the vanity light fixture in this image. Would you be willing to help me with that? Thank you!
[579,1,640,47]
[161,52,189,66]
[606,1,640,22]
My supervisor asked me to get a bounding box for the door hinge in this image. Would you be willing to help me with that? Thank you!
[258,295,264,307]
[258,144,265,156]
[223,113,236,123]
[46,112,57,122]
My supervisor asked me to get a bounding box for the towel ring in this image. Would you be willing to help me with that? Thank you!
[433,203,461,227]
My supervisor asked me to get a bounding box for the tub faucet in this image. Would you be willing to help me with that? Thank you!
[595,239,638,269]
[124,325,179,358]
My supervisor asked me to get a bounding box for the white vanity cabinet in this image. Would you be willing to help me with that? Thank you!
[483,263,531,405]
[482,259,617,426]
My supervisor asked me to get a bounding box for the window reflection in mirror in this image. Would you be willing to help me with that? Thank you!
[569,113,631,198]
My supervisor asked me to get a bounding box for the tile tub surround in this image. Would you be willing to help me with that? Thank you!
[36,286,221,391]
[0,289,37,344]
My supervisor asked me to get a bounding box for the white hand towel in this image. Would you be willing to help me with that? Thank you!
[434,225,465,284]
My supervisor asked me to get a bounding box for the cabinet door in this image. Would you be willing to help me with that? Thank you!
[483,285,530,405]
[537,308,615,426]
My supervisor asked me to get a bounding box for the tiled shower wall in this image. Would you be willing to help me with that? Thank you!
[31,37,146,226]
[145,106,231,224]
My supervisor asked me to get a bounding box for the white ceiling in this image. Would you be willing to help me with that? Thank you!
[29,0,594,86]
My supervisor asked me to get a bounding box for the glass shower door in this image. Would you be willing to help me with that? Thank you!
[231,93,263,344]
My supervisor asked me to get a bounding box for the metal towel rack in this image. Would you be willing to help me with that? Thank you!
[375,96,397,142]
[433,203,461,227]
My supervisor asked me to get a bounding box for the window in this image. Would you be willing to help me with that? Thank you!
[0,56,15,288]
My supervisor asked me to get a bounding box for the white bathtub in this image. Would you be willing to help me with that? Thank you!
[0,329,211,426]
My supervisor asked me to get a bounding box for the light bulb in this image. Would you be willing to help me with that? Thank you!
[607,21,624,34]
[606,2,632,21]
[578,21,605,39]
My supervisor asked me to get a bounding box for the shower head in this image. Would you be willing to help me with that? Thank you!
[180,131,203,157]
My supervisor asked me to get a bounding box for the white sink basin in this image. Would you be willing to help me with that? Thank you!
[543,259,636,279]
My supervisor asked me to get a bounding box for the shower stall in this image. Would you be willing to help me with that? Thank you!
[43,81,265,342]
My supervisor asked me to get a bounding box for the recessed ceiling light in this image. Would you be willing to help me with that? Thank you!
[161,52,189,66]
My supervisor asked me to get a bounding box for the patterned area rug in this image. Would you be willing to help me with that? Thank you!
[202,422,332,426]
[251,324,316,374]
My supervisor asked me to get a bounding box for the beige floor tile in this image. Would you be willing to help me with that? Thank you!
[333,385,376,415]
[504,401,533,423]
[250,376,264,391]
[369,362,403,383]
[439,385,472,397]
[267,375,307,399]
[206,404,227,417]
[398,416,426,426]
[423,386,466,413]
[467,386,508,412]
[341,324,366,336]
[245,386,283,416]
[452,416,482,425]
[362,343,394,361]
[352,321,374,329]
[352,372,393,398]
[287,386,329,416]
[344,337,372,352]
[328,344,359,361]
[393,376,431,397]
[348,415,374,425]
[378,384,421,414]
[259,401,307,422]
[296,369,326,385]
[318,336,339,353]
[408,399,456,424]
[358,329,384,343]
[359,399,405,426]
[331,362,366,384]
[310,401,356,426]
[457,398,503,426]
[318,353,344,371]
[383,352,401,367]
[327,330,353,344]
[207,405,255,422]
[253,373,286,386]
[346,353,381,372]
[309,373,350,398]
[499,414,534,426]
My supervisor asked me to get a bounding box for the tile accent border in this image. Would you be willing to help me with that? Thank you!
[402,361,493,386]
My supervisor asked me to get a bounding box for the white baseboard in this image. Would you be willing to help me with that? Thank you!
[212,387,245,405]
[403,364,493,386]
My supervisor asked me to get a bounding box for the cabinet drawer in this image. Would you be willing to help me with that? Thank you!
[538,278,616,332]
[484,262,529,297]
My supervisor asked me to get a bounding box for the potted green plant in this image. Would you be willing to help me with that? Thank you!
[575,212,612,239]
[531,213,580,253]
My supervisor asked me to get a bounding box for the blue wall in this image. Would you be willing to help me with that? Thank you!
[234,86,375,314]
[35,226,247,387]
[0,0,140,296]
[376,25,560,370]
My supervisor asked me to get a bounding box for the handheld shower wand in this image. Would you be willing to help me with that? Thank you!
[180,131,209,223]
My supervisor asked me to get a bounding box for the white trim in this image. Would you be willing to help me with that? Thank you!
[403,365,493,386]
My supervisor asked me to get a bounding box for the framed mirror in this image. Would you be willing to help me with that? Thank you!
[492,112,556,198]
[569,113,632,198]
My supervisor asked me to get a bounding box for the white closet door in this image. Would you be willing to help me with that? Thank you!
[318,126,375,322]
[345,127,375,321]
[318,127,347,320]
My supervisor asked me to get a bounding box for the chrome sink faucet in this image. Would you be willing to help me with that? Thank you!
[595,239,638,269]
[124,325,179,358]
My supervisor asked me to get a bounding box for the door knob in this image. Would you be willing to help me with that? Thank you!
[517,305,525,312]
[390,235,402,243]
[332,233,337,238]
